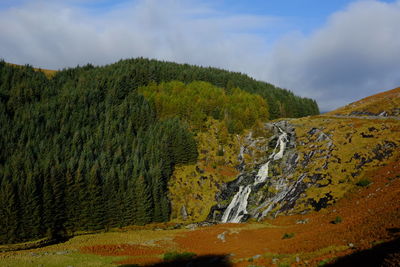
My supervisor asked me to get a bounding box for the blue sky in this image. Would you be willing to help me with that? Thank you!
[1,0,400,111]
[70,0,397,33]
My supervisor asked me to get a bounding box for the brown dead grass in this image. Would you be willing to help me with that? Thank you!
[6,62,57,78]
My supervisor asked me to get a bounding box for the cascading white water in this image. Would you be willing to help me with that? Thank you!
[273,129,288,160]
[254,161,270,185]
[221,126,288,223]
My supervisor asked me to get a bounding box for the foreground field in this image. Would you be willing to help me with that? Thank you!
[1,156,399,267]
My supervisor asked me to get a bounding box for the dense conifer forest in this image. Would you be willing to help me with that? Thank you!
[0,58,319,244]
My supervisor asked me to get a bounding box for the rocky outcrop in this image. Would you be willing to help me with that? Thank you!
[208,113,400,223]
[209,120,306,222]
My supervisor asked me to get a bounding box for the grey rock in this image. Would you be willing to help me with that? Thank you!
[296,218,309,224]
[217,231,227,242]
[317,132,329,142]
[180,205,188,221]
[379,111,388,117]
[55,250,70,255]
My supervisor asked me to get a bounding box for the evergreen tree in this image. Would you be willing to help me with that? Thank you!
[134,175,152,225]
[87,164,105,230]
[42,174,55,238]
[0,180,20,243]
[22,174,41,240]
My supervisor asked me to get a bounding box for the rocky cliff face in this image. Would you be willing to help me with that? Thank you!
[208,120,303,222]
[208,115,400,223]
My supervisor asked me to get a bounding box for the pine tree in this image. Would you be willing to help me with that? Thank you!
[134,175,152,225]
[87,164,105,230]
[22,174,42,240]
[74,169,88,230]
[42,174,55,239]
[0,180,20,243]
[52,167,67,239]
[64,171,76,233]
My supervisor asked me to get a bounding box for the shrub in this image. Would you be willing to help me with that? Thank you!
[356,179,371,187]
[318,259,330,266]
[163,251,196,262]
[332,216,343,224]
[282,233,295,239]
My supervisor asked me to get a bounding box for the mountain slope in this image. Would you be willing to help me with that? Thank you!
[329,87,400,117]
[167,87,400,251]
[171,114,400,222]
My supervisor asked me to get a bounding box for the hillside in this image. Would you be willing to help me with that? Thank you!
[0,59,318,246]
[329,87,400,117]
[166,90,400,226]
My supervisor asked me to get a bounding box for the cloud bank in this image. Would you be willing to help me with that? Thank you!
[266,0,400,110]
[1,0,400,111]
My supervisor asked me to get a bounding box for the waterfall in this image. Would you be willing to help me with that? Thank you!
[221,186,252,223]
[221,126,288,223]
[254,161,270,185]
[273,129,288,160]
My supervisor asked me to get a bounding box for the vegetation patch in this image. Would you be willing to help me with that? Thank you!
[356,179,372,187]
[282,233,295,239]
[139,80,269,133]
[317,258,331,266]
[331,216,343,224]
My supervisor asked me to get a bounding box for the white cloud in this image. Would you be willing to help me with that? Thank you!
[1,0,400,111]
[0,0,273,71]
[263,0,400,110]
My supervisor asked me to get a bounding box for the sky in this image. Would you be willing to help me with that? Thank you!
[1,0,400,111]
